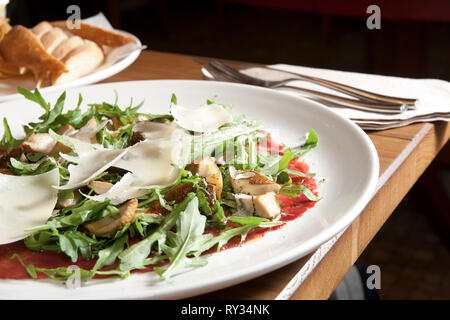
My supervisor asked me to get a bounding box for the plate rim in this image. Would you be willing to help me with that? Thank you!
[0,79,380,299]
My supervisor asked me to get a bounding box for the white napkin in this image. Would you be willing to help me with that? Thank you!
[0,12,143,96]
[205,64,450,130]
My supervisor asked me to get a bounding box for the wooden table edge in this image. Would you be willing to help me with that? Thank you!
[287,122,449,299]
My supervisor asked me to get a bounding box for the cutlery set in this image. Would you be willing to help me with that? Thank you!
[203,60,417,114]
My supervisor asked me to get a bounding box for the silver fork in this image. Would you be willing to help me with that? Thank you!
[203,60,417,114]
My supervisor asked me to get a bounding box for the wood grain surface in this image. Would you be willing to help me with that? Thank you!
[102,51,450,299]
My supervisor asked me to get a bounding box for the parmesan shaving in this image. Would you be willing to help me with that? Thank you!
[0,168,60,244]
[170,103,232,132]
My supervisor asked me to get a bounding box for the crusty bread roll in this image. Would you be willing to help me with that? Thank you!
[0,25,67,86]
[53,41,104,85]
[51,35,84,60]
[40,28,68,53]
[31,21,52,39]
[51,20,136,48]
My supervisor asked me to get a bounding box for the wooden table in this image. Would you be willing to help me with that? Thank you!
[102,50,450,300]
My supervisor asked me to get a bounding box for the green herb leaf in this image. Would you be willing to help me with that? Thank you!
[293,129,318,158]
[279,184,321,201]
[285,168,316,178]
[170,93,177,105]
[9,157,57,176]
[93,235,128,271]
[118,193,196,271]
[154,196,213,280]
[0,118,22,152]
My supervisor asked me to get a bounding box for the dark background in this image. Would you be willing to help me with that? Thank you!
[4,0,450,299]
[6,0,450,80]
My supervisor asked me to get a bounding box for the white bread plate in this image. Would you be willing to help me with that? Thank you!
[0,13,143,103]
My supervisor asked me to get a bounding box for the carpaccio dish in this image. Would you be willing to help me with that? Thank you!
[0,89,320,282]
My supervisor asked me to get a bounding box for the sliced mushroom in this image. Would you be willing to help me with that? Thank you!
[131,131,145,145]
[50,124,76,155]
[253,192,281,219]
[234,194,254,216]
[234,192,280,219]
[70,118,99,143]
[186,156,223,199]
[56,124,76,135]
[229,168,280,196]
[88,180,113,195]
[0,146,23,168]
[164,182,196,203]
[148,182,216,214]
[85,198,138,235]
[111,117,124,131]
[57,191,81,209]
[22,133,57,155]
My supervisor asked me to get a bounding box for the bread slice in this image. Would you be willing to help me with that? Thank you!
[53,41,103,84]
[0,17,11,42]
[31,21,53,39]
[51,35,84,60]
[40,28,68,53]
[0,55,20,77]
[51,20,136,48]
[0,25,67,86]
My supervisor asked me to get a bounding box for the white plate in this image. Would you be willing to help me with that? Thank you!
[0,31,142,103]
[0,80,379,299]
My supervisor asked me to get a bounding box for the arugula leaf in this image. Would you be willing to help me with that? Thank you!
[285,168,316,178]
[93,235,128,271]
[58,231,99,262]
[0,118,22,152]
[58,200,112,227]
[98,123,134,149]
[170,93,177,105]
[197,190,212,216]
[257,152,282,176]
[228,216,283,228]
[17,87,50,113]
[25,152,46,162]
[11,254,128,281]
[258,148,295,177]
[198,224,257,252]
[228,216,269,225]
[292,129,318,158]
[279,184,321,201]
[278,149,295,172]
[25,199,115,234]
[155,189,173,211]
[137,213,165,226]
[8,157,57,176]
[21,89,66,134]
[154,197,213,280]
[24,231,59,252]
[210,200,226,224]
[118,193,196,271]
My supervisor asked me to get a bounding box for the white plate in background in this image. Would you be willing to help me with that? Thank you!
[0,31,142,103]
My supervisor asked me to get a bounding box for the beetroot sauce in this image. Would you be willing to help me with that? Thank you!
[0,135,318,279]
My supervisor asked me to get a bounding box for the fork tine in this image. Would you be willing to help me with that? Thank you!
[209,60,266,86]
[203,64,241,83]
